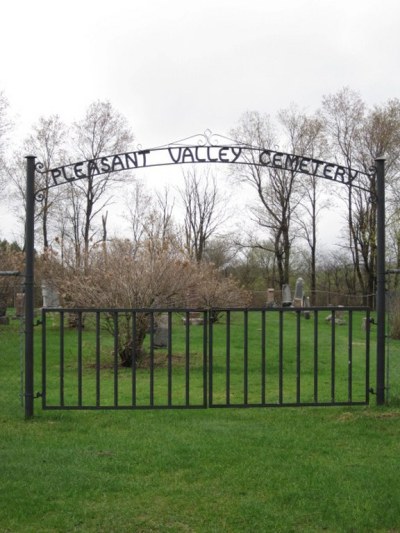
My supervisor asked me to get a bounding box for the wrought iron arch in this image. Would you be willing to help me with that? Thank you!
[34,130,371,201]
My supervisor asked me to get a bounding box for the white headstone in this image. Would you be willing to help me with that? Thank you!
[42,281,60,308]
[266,288,275,307]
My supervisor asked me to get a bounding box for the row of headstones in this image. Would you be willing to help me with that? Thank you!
[0,279,346,329]
[266,278,309,309]
[0,292,25,325]
[266,278,346,324]
[0,282,61,326]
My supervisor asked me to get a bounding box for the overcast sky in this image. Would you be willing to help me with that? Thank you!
[1,0,400,246]
[2,0,400,145]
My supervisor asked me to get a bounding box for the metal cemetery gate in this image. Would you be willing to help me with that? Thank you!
[24,133,386,417]
[41,306,371,410]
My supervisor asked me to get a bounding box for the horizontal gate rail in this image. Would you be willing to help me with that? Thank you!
[41,306,370,410]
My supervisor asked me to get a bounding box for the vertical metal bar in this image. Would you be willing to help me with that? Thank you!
[279,310,283,404]
[208,310,213,407]
[131,312,136,406]
[261,309,266,404]
[60,310,65,407]
[77,312,83,407]
[185,312,190,406]
[202,311,208,407]
[331,310,336,403]
[366,308,371,404]
[226,311,231,405]
[150,312,154,406]
[113,312,118,407]
[41,309,46,409]
[24,155,36,419]
[95,312,101,407]
[314,310,318,403]
[348,310,353,403]
[168,312,173,407]
[243,309,248,405]
[296,310,301,404]
[376,156,386,405]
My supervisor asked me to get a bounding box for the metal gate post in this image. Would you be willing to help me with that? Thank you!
[376,156,386,405]
[24,156,36,418]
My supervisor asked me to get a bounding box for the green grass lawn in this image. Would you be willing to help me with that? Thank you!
[1,312,400,532]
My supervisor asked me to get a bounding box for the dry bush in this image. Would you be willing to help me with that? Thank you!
[389,295,400,340]
[0,246,24,309]
[43,238,250,365]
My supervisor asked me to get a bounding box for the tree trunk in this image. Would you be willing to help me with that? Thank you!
[118,314,148,367]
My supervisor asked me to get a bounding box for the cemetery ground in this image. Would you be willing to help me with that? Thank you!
[1,312,400,532]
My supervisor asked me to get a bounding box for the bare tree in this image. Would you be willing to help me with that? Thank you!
[126,180,153,248]
[202,236,238,272]
[229,244,277,291]
[154,186,175,245]
[179,167,227,262]
[0,240,24,308]
[278,105,326,304]
[66,100,134,269]
[231,110,303,288]
[126,181,176,256]
[322,89,400,305]
[23,115,67,250]
[0,91,12,171]
[321,88,366,298]
[0,91,14,231]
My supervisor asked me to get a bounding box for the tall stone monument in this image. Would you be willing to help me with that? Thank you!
[282,284,292,307]
[293,277,304,308]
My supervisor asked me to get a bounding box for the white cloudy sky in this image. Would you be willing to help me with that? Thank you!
[1,0,400,245]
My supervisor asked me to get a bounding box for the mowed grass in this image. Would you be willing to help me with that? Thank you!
[1,312,400,532]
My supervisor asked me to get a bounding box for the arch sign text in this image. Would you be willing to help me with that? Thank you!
[36,132,370,198]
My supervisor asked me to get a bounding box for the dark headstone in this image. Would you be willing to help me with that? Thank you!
[153,314,169,348]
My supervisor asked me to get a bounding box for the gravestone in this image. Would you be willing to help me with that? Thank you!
[266,288,275,308]
[325,305,346,325]
[153,314,169,348]
[41,281,60,308]
[293,277,304,308]
[15,293,25,317]
[182,312,204,325]
[303,296,311,319]
[0,295,8,325]
[282,284,292,307]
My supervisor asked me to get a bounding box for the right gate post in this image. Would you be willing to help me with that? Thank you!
[376,156,386,405]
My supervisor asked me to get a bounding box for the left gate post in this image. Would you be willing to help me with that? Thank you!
[25,156,36,419]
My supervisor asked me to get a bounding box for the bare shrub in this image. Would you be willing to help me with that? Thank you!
[389,295,400,340]
[43,238,250,366]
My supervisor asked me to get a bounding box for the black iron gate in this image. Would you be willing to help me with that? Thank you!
[24,143,386,418]
[41,306,371,410]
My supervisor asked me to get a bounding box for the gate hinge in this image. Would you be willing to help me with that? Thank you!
[368,387,388,395]
[23,391,43,401]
